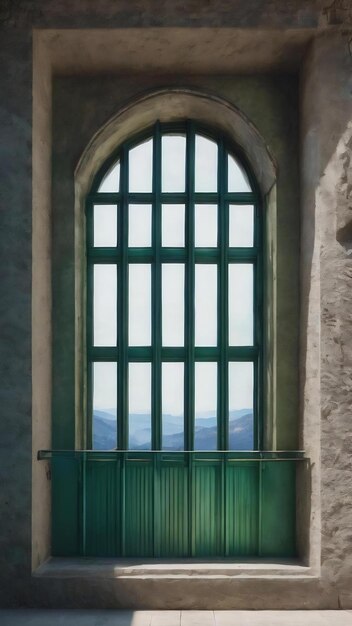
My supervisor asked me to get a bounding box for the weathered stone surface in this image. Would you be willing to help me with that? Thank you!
[0,1,327,30]
[0,30,33,600]
[300,31,352,606]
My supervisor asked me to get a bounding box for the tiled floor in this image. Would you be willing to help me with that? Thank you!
[0,611,352,626]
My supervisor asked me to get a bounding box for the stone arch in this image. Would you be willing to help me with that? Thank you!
[75,87,277,200]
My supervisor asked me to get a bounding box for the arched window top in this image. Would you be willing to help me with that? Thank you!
[90,123,256,197]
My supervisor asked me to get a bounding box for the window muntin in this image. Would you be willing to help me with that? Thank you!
[87,122,261,452]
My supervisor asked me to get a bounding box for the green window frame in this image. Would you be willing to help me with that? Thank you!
[86,121,262,452]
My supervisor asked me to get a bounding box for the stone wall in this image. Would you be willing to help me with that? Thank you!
[301,32,352,609]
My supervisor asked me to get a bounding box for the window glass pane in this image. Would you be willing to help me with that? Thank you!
[229,204,254,247]
[229,264,253,346]
[162,362,184,450]
[97,161,120,193]
[228,154,251,192]
[93,265,117,346]
[195,362,217,450]
[162,135,186,192]
[162,264,184,346]
[195,135,217,192]
[129,139,153,193]
[195,204,217,247]
[129,204,152,247]
[162,204,185,247]
[195,264,217,346]
[229,362,254,450]
[129,264,151,346]
[93,362,117,450]
[128,362,151,450]
[93,204,117,247]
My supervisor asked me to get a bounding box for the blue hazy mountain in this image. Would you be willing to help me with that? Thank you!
[93,409,253,450]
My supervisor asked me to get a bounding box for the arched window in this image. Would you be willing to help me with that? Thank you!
[86,121,262,453]
[41,110,298,561]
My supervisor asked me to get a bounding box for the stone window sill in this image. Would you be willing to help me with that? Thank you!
[34,557,317,580]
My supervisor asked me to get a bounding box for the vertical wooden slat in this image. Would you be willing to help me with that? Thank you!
[192,461,222,556]
[85,461,119,556]
[157,459,188,556]
[124,460,154,556]
[226,462,259,556]
[51,456,80,556]
[260,460,296,557]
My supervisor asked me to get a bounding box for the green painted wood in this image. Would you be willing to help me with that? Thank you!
[192,462,222,556]
[156,461,189,557]
[260,460,296,557]
[124,461,154,557]
[50,453,298,558]
[84,460,120,556]
[225,462,259,556]
[52,456,80,556]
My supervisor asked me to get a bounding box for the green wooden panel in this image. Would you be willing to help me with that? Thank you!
[192,463,222,556]
[226,462,259,556]
[124,462,154,557]
[156,463,189,557]
[50,453,298,558]
[52,457,79,556]
[260,460,296,557]
[85,461,119,556]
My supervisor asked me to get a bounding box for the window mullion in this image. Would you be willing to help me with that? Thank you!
[118,145,129,450]
[218,139,229,451]
[86,199,94,450]
[185,123,195,452]
[152,123,162,451]
[254,200,262,451]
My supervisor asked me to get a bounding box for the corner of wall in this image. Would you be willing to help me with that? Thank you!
[31,31,53,570]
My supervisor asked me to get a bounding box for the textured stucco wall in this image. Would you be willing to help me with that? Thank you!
[0,0,324,30]
[300,32,352,609]
[0,30,33,602]
[0,0,351,610]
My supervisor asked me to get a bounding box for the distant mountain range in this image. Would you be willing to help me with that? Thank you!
[93,408,253,450]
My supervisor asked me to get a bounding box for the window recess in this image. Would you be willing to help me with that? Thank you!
[38,121,302,560]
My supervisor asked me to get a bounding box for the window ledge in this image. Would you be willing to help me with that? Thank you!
[34,557,317,580]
